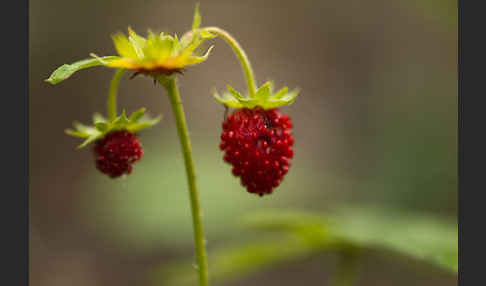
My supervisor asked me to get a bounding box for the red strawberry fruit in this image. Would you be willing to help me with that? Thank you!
[220,107,294,196]
[66,108,159,178]
[93,130,144,178]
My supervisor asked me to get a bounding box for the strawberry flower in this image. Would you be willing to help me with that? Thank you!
[95,26,214,79]
[45,5,214,84]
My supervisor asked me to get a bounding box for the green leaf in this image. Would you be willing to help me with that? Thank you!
[45,56,119,85]
[157,207,456,286]
[333,207,457,273]
[243,207,458,273]
[153,236,319,286]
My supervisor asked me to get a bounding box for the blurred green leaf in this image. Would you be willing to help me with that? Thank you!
[243,207,458,273]
[152,235,320,286]
[155,206,456,286]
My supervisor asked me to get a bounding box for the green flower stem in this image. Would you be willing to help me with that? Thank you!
[158,76,209,286]
[203,26,258,97]
[107,69,125,121]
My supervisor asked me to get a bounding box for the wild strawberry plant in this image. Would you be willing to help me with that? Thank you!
[46,4,299,286]
[45,4,457,286]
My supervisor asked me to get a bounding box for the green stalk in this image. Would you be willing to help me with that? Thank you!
[158,76,209,286]
[107,69,126,121]
[203,27,258,97]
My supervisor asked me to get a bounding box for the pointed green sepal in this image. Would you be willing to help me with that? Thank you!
[94,122,109,132]
[128,107,146,122]
[179,4,216,60]
[255,81,272,100]
[192,2,202,30]
[66,108,162,149]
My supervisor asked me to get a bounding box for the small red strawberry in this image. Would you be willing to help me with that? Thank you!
[220,107,294,196]
[93,130,144,178]
[66,108,160,178]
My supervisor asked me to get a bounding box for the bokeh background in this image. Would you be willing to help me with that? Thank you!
[29,0,457,285]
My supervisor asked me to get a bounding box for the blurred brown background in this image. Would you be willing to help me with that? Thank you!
[30,0,457,285]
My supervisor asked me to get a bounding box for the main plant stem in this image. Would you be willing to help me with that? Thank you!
[158,76,209,286]
[203,27,258,97]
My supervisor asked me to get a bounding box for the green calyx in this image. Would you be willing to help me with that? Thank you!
[65,108,161,149]
[213,81,300,110]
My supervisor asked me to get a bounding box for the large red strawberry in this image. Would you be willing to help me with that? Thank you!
[213,81,299,196]
[220,107,294,196]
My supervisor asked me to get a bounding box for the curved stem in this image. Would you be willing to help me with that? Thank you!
[203,26,258,97]
[107,69,125,121]
[158,76,209,286]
